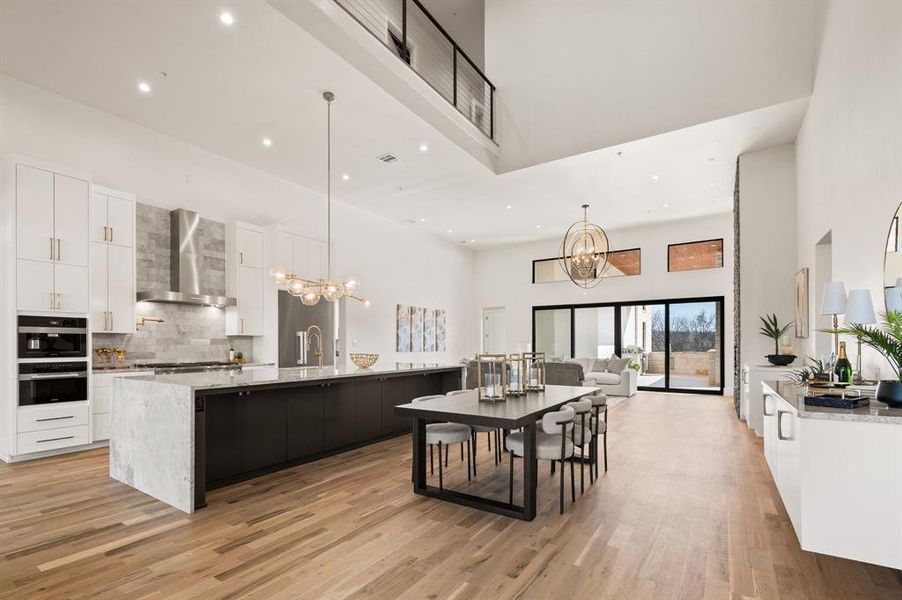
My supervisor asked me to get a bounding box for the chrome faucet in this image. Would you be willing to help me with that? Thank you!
[305,325,323,369]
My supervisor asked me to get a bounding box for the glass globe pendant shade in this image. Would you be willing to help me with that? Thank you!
[269,266,289,284]
[343,277,359,293]
[286,278,306,296]
[300,289,320,306]
[321,282,342,302]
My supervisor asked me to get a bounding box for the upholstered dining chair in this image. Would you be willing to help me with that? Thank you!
[586,394,609,477]
[566,398,593,493]
[411,395,473,492]
[506,405,576,514]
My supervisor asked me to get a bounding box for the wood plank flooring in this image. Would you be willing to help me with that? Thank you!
[1,391,900,599]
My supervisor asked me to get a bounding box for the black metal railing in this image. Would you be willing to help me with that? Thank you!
[334,0,495,140]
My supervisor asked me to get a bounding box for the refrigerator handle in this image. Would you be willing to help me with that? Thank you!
[297,331,307,365]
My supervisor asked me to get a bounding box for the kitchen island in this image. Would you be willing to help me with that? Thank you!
[110,362,462,513]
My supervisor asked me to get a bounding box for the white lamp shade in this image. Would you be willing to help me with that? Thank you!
[846,289,876,324]
[820,281,847,315]
[887,287,902,313]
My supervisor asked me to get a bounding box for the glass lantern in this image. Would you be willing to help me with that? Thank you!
[476,354,508,402]
[507,354,528,396]
[522,352,546,391]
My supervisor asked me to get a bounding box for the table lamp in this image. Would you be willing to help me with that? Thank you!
[820,281,847,357]
[846,289,876,383]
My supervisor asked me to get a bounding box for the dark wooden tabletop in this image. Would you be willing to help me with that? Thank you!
[394,385,601,428]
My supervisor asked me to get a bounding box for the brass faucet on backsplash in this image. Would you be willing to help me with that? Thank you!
[136,316,165,328]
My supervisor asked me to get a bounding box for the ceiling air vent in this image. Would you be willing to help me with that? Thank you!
[377,153,399,164]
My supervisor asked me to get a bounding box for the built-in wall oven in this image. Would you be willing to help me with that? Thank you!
[17,316,87,358]
[18,362,89,406]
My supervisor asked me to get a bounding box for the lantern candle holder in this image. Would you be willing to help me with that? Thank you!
[507,354,528,396]
[476,354,508,402]
[522,352,546,391]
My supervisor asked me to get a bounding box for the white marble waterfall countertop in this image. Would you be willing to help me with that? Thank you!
[766,380,902,423]
[127,362,462,391]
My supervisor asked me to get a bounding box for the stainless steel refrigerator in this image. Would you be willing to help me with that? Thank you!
[278,291,338,368]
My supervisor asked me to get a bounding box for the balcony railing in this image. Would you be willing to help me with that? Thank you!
[333,0,495,140]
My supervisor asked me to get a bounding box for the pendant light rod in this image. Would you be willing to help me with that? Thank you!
[324,91,334,281]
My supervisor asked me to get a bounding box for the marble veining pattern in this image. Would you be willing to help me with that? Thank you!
[130,363,463,391]
[110,378,195,513]
[766,381,902,424]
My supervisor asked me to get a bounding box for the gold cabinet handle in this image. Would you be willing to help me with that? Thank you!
[49,292,54,309]
[104,311,109,331]
[240,251,244,265]
[56,239,61,262]
[50,237,54,260]
[109,311,113,331]
[109,227,113,243]
[103,226,108,242]
[240,317,245,334]
[55,293,62,309]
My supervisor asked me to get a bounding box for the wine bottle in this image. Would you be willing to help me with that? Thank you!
[834,341,853,383]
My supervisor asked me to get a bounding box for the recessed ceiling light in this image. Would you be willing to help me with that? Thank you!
[447,229,453,234]
[219,11,235,26]
[137,81,151,94]
[709,182,715,187]
[470,239,475,243]
[342,173,350,181]
[419,143,429,153]
[536,225,542,229]
[419,218,426,222]
[506,205,513,210]
[663,203,670,208]
[651,174,660,181]
[262,137,272,147]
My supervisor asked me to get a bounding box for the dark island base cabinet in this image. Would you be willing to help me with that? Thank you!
[199,368,461,499]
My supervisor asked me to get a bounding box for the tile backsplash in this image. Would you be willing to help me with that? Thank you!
[93,203,253,363]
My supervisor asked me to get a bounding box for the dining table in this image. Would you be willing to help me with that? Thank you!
[394,384,601,521]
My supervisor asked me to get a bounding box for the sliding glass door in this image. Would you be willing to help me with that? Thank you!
[532,296,724,395]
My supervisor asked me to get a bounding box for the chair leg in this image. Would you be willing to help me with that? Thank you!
[438,441,444,493]
[494,430,500,465]
[445,443,449,467]
[509,451,514,504]
[580,441,585,494]
[570,456,576,503]
[487,431,492,452]
[604,432,608,472]
[460,443,464,462]
[467,438,472,481]
[551,461,555,476]
[588,434,595,484]
[472,433,477,477]
[559,459,565,515]
[430,444,434,475]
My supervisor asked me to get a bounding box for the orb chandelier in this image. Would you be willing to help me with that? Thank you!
[269,91,369,308]
[558,204,612,289]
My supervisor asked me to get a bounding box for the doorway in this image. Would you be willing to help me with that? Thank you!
[482,307,507,353]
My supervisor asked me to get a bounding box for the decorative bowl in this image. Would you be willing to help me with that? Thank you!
[350,353,379,370]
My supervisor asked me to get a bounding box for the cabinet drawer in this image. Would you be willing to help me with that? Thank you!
[17,425,90,454]
[18,403,90,433]
[93,412,110,441]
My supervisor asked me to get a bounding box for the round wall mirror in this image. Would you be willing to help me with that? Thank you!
[884,203,902,310]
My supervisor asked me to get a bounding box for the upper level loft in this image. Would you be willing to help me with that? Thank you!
[334,0,495,140]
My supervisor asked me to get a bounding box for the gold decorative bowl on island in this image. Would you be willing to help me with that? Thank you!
[350,353,379,370]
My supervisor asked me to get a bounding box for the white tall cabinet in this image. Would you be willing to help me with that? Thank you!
[14,163,90,314]
[0,156,93,462]
[89,186,136,333]
[226,221,265,336]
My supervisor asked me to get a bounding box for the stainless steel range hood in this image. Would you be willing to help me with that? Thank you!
[136,208,237,307]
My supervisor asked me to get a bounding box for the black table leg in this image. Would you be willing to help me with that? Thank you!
[523,422,537,520]
[413,417,427,492]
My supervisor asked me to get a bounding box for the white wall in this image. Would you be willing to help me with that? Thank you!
[795,0,902,380]
[739,143,798,366]
[0,74,479,364]
[474,212,735,393]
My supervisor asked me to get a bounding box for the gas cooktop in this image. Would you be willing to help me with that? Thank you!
[133,361,242,374]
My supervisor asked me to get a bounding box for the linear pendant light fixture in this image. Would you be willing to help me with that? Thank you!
[559,204,612,289]
[269,91,369,308]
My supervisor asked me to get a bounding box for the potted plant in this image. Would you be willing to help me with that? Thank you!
[830,310,902,407]
[759,313,796,366]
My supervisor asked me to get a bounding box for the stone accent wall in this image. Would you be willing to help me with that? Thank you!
[93,203,253,363]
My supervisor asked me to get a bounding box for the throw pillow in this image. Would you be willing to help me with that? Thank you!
[607,356,630,373]
[592,358,610,373]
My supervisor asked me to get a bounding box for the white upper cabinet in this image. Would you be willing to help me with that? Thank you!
[237,227,263,269]
[276,230,294,273]
[16,165,54,263]
[53,263,89,314]
[106,195,133,248]
[237,266,263,335]
[52,173,89,267]
[16,259,54,312]
[88,186,136,332]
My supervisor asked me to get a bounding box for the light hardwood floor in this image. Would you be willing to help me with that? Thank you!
[1,392,900,599]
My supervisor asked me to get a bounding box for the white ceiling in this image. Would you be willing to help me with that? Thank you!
[0,0,816,249]
[485,0,821,173]
[368,97,809,248]
[0,0,489,199]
